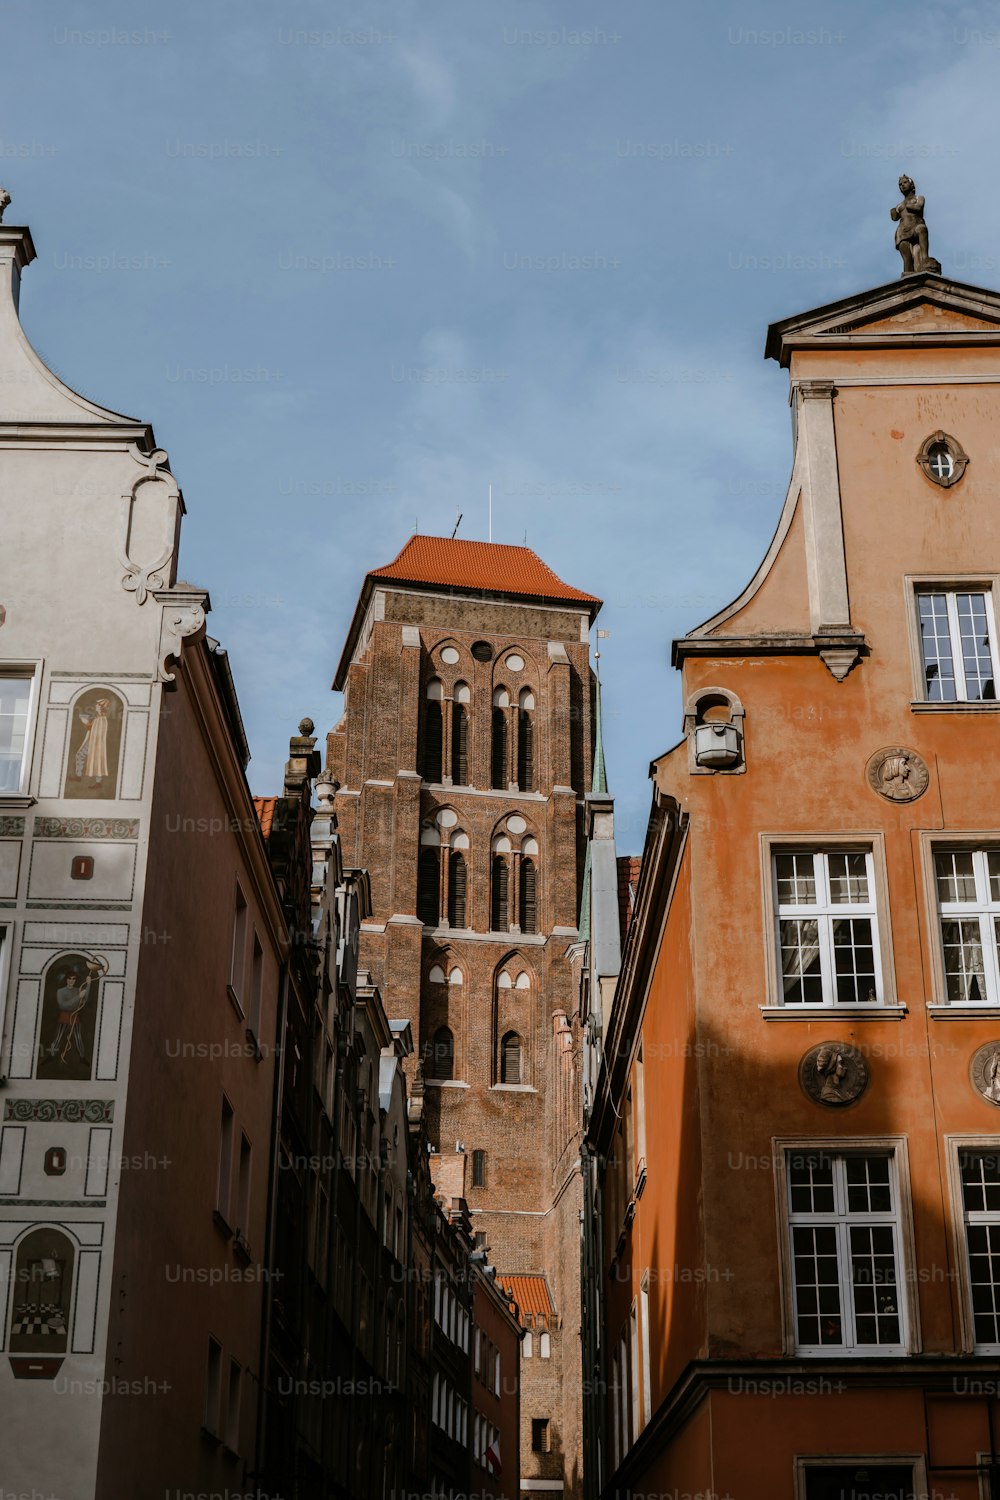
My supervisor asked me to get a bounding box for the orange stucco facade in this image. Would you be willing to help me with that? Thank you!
[586,271,1000,1498]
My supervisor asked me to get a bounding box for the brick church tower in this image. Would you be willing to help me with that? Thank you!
[329,535,602,1497]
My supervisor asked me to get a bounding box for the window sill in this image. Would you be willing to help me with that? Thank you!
[232,1230,252,1265]
[927,1004,1000,1019]
[212,1209,234,1241]
[200,1425,222,1446]
[226,984,245,1020]
[910,700,1000,713]
[423,1079,470,1089]
[0,794,34,808]
[244,1025,263,1061]
[490,1084,537,1093]
[759,1005,908,1021]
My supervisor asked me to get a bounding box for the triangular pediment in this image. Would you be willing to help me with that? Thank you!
[766,272,1000,365]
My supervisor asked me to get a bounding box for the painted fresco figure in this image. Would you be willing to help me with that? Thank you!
[69,697,111,789]
[891,176,941,276]
[45,959,101,1066]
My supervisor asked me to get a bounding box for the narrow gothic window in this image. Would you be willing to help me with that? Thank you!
[520,858,537,934]
[448,852,467,929]
[517,692,535,791]
[491,856,509,932]
[423,700,443,783]
[427,1026,454,1081]
[452,704,469,785]
[491,708,507,789]
[501,1031,523,1085]
[472,1150,486,1187]
[418,848,440,926]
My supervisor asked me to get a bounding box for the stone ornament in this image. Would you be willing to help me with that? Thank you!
[799,1042,870,1108]
[0,186,10,223]
[119,445,182,605]
[891,175,941,276]
[970,1043,1000,1106]
[866,746,929,803]
[916,430,968,489]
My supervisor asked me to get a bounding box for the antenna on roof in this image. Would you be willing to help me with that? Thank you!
[523,529,527,545]
[595,628,610,681]
[451,510,463,540]
[414,515,418,533]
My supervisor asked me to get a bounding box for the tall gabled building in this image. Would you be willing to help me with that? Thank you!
[329,534,602,1497]
[585,251,1000,1497]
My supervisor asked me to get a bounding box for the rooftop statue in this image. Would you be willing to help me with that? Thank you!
[891,175,941,276]
[0,187,10,223]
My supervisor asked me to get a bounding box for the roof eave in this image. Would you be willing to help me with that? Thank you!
[333,573,602,690]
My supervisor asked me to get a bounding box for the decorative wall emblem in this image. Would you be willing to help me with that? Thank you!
[34,953,109,1083]
[118,446,181,604]
[799,1042,870,1108]
[866,746,929,803]
[34,817,138,840]
[970,1043,1000,1106]
[916,430,968,488]
[4,1099,114,1123]
[61,688,124,802]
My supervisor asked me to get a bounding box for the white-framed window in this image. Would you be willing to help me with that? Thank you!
[933,848,1000,1005]
[639,1274,652,1428]
[786,1150,906,1355]
[956,1145,1000,1351]
[0,667,39,797]
[773,849,882,1006]
[916,587,999,702]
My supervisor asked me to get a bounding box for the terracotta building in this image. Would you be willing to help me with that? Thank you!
[583,260,1000,1496]
[329,534,603,1497]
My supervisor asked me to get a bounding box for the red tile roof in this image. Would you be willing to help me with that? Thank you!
[504,1274,554,1327]
[254,796,278,843]
[617,855,642,942]
[369,535,601,608]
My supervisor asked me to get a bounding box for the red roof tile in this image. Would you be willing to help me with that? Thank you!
[504,1274,554,1327]
[369,535,601,608]
[617,855,642,942]
[254,796,278,843]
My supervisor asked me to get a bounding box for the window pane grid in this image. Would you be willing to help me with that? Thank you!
[788,1153,904,1353]
[959,1150,1000,1348]
[775,850,880,1006]
[918,588,998,702]
[935,849,1000,1005]
[0,677,31,793]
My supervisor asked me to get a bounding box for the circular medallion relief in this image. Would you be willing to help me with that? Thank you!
[970,1042,1000,1106]
[799,1042,870,1109]
[865,746,929,803]
[440,647,460,665]
[506,654,524,672]
[507,814,527,835]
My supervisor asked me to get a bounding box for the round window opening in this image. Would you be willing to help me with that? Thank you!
[471,641,493,662]
[917,430,968,489]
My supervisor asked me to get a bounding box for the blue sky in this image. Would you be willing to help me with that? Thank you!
[4,0,997,847]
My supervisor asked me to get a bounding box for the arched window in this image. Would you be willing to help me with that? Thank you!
[427,1026,454,1081]
[491,689,509,789]
[519,858,537,934]
[517,689,535,791]
[500,1031,523,1085]
[9,1226,75,1356]
[423,681,443,783]
[491,854,509,932]
[448,851,467,929]
[451,683,470,784]
[523,1330,533,1358]
[418,847,440,926]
